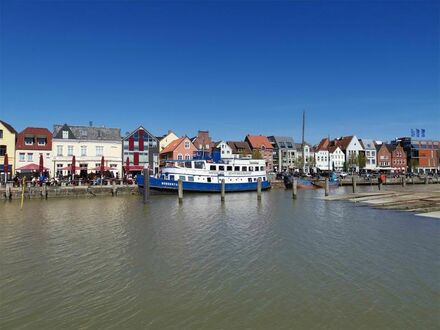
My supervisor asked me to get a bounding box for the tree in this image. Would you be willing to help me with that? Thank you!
[307,156,316,168]
[358,153,367,169]
[409,158,419,173]
[343,161,348,172]
[296,156,304,169]
[252,150,262,159]
[348,153,359,172]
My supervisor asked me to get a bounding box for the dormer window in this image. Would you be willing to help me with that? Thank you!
[62,130,69,139]
[25,137,34,145]
[37,137,47,146]
[185,141,190,149]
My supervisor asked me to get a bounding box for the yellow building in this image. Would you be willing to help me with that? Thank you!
[159,130,179,151]
[0,120,17,178]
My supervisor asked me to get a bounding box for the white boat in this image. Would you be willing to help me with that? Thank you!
[138,158,271,192]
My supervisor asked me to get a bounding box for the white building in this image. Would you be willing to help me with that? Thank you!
[159,130,179,152]
[360,139,377,170]
[52,124,122,178]
[329,146,344,171]
[334,135,364,172]
[215,140,234,159]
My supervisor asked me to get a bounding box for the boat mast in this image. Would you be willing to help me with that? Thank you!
[328,134,331,173]
[302,110,306,173]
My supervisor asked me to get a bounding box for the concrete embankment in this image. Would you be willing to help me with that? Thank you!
[1,184,139,200]
[322,185,440,219]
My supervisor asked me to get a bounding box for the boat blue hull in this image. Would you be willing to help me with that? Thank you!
[137,176,271,192]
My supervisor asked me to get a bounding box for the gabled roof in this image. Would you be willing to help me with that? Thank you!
[328,145,341,153]
[54,124,121,141]
[267,136,295,149]
[227,141,252,154]
[160,137,186,154]
[0,120,17,134]
[245,135,273,149]
[315,138,330,152]
[359,139,376,150]
[123,126,158,141]
[333,136,354,150]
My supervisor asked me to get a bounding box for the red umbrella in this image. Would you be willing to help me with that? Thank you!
[39,153,44,174]
[17,163,49,171]
[3,153,8,181]
[71,156,76,172]
[100,156,105,176]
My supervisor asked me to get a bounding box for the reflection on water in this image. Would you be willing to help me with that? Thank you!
[1,188,439,329]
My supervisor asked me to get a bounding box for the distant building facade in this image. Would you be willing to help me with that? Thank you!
[268,136,296,171]
[160,137,197,162]
[359,139,377,171]
[159,130,179,152]
[15,127,53,174]
[192,130,215,158]
[123,126,159,174]
[226,141,252,158]
[215,140,234,159]
[376,143,391,169]
[0,120,17,177]
[393,137,439,173]
[245,135,274,172]
[52,124,122,177]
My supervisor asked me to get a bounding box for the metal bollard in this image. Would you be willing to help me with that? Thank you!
[221,179,225,202]
[178,179,183,203]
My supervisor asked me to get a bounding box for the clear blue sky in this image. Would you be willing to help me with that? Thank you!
[1,0,439,144]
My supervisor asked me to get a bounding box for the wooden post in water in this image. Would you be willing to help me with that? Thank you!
[143,168,150,203]
[178,179,183,203]
[352,176,357,193]
[292,178,297,199]
[257,177,262,200]
[325,177,329,197]
[402,176,406,187]
[425,176,428,185]
[221,179,225,202]
[6,183,12,200]
[411,177,414,185]
[112,180,117,196]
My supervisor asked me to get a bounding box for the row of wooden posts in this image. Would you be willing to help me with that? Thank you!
[141,168,435,204]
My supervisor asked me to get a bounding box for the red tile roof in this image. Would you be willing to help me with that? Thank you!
[16,127,52,150]
[333,136,353,150]
[246,135,273,149]
[315,138,330,151]
[160,137,185,154]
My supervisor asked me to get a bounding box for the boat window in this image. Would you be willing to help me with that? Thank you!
[234,166,240,171]
[263,177,266,181]
[219,165,224,171]
[248,178,252,182]
[185,161,192,168]
[253,178,257,182]
[194,161,204,169]
[249,166,254,171]
[177,162,185,167]
[242,166,247,171]
[227,166,232,171]
[210,165,216,171]
[169,175,175,181]
[261,166,265,171]
[188,176,194,182]
[207,177,211,183]
[179,176,186,181]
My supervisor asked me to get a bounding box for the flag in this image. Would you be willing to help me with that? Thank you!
[421,129,425,138]
[411,129,415,137]
[416,129,420,137]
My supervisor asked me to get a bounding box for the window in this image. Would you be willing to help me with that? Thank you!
[62,130,69,139]
[249,166,254,171]
[188,176,194,182]
[81,146,87,156]
[19,153,25,162]
[185,161,192,168]
[96,146,104,156]
[177,154,183,160]
[207,177,211,183]
[179,175,186,181]
[27,153,33,161]
[194,161,205,169]
[0,130,3,139]
[234,166,240,171]
[25,137,34,145]
[57,145,63,156]
[227,166,232,171]
[242,166,248,171]
[37,137,47,146]
[46,153,50,159]
[210,165,216,170]
[68,145,74,156]
[0,145,6,156]
[169,175,175,181]
[184,141,190,149]
[248,178,252,182]
[219,165,225,171]
[185,154,190,160]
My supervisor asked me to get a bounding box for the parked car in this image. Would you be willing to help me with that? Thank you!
[336,171,348,178]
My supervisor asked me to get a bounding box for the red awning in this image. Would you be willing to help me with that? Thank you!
[123,165,144,171]
[16,163,49,171]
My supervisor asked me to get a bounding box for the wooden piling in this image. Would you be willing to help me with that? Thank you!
[221,179,225,202]
[6,183,12,200]
[292,178,297,199]
[325,177,329,196]
[352,176,357,193]
[257,177,262,200]
[402,176,406,187]
[178,179,183,203]
[143,168,150,203]
[112,180,117,196]
[425,177,428,185]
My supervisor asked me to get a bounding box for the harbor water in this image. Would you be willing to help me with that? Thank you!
[1,188,439,329]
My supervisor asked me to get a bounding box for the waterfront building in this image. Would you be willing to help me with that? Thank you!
[376,143,392,170]
[0,120,17,179]
[52,124,122,177]
[215,140,234,159]
[245,135,274,172]
[159,136,197,162]
[294,142,313,172]
[192,130,215,158]
[226,141,252,159]
[158,130,179,152]
[333,135,364,172]
[392,137,439,173]
[314,138,330,171]
[267,136,296,172]
[123,126,159,175]
[329,146,345,171]
[359,139,377,171]
[388,143,407,172]
[15,127,52,175]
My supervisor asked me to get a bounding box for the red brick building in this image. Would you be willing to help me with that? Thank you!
[160,137,197,162]
[389,143,407,172]
[192,130,214,157]
[245,135,273,172]
[376,144,391,169]
[15,127,52,173]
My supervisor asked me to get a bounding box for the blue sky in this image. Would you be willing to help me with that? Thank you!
[1,0,439,144]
